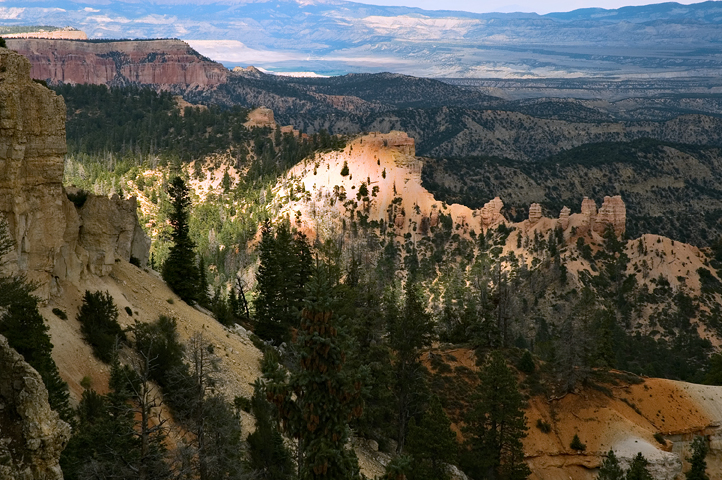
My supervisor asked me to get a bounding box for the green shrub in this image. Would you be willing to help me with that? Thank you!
[536,419,552,433]
[77,290,125,363]
[80,375,92,389]
[52,308,68,320]
[570,434,586,451]
[653,432,666,445]
[131,315,184,389]
[66,190,88,208]
[124,306,133,316]
[234,395,252,413]
[518,350,535,374]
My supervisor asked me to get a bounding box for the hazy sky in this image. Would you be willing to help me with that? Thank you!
[355,0,707,14]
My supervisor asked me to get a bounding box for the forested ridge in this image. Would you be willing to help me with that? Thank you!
[24,82,722,479]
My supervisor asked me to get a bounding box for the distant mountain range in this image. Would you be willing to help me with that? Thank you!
[6,0,722,77]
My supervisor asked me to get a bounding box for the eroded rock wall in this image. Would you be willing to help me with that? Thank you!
[0,334,71,480]
[7,39,228,87]
[0,48,150,297]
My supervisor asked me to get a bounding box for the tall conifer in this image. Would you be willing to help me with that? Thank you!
[686,436,710,480]
[390,280,434,453]
[266,270,363,480]
[462,351,530,480]
[162,176,199,304]
[597,450,624,480]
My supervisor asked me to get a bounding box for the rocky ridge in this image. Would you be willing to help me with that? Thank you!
[7,39,227,88]
[274,131,627,250]
[0,334,71,480]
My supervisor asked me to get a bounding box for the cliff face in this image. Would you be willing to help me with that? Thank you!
[6,39,228,88]
[0,48,150,297]
[0,334,71,480]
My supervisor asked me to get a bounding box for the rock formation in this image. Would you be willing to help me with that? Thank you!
[595,195,627,236]
[4,27,87,40]
[559,206,571,230]
[7,39,228,87]
[0,334,71,480]
[0,48,150,297]
[528,203,542,225]
[245,107,276,128]
[77,194,151,276]
[581,196,597,217]
[479,197,504,229]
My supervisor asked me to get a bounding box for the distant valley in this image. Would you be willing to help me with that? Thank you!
[6,0,722,78]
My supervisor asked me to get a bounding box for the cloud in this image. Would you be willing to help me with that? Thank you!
[84,7,100,12]
[0,7,24,19]
[186,39,299,63]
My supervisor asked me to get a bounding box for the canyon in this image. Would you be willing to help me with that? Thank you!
[5,41,722,479]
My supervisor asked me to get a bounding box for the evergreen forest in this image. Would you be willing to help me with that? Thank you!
[7,81,718,480]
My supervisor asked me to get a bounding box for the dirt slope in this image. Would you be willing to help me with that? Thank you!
[40,260,262,432]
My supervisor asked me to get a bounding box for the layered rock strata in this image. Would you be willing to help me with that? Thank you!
[7,39,228,87]
[0,48,150,297]
[0,334,71,480]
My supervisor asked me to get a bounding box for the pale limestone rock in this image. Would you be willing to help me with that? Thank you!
[79,194,151,276]
[0,334,71,480]
[479,197,504,228]
[528,203,542,225]
[0,49,150,297]
[394,213,405,230]
[559,206,571,230]
[0,48,70,295]
[594,195,626,236]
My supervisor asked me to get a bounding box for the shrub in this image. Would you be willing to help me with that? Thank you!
[518,350,535,374]
[129,256,141,267]
[80,375,92,389]
[66,190,88,208]
[131,315,184,389]
[52,308,68,320]
[536,419,552,433]
[77,290,125,363]
[340,160,349,176]
[570,434,586,451]
[654,432,666,445]
[234,395,252,413]
[124,306,133,316]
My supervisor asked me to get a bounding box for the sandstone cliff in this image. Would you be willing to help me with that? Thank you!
[0,47,150,297]
[0,334,71,480]
[6,39,228,88]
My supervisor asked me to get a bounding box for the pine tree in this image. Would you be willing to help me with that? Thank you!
[625,453,653,480]
[597,450,624,480]
[198,256,211,308]
[254,220,312,343]
[390,280,434,453]
[0,291,73,422]
[406,396,458,480]
[77,290,125,363]
[246,380,295,479]
[686,436,710,480]
[462,351,530,480]
[266,270,364,480]
[162,176,199,304]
